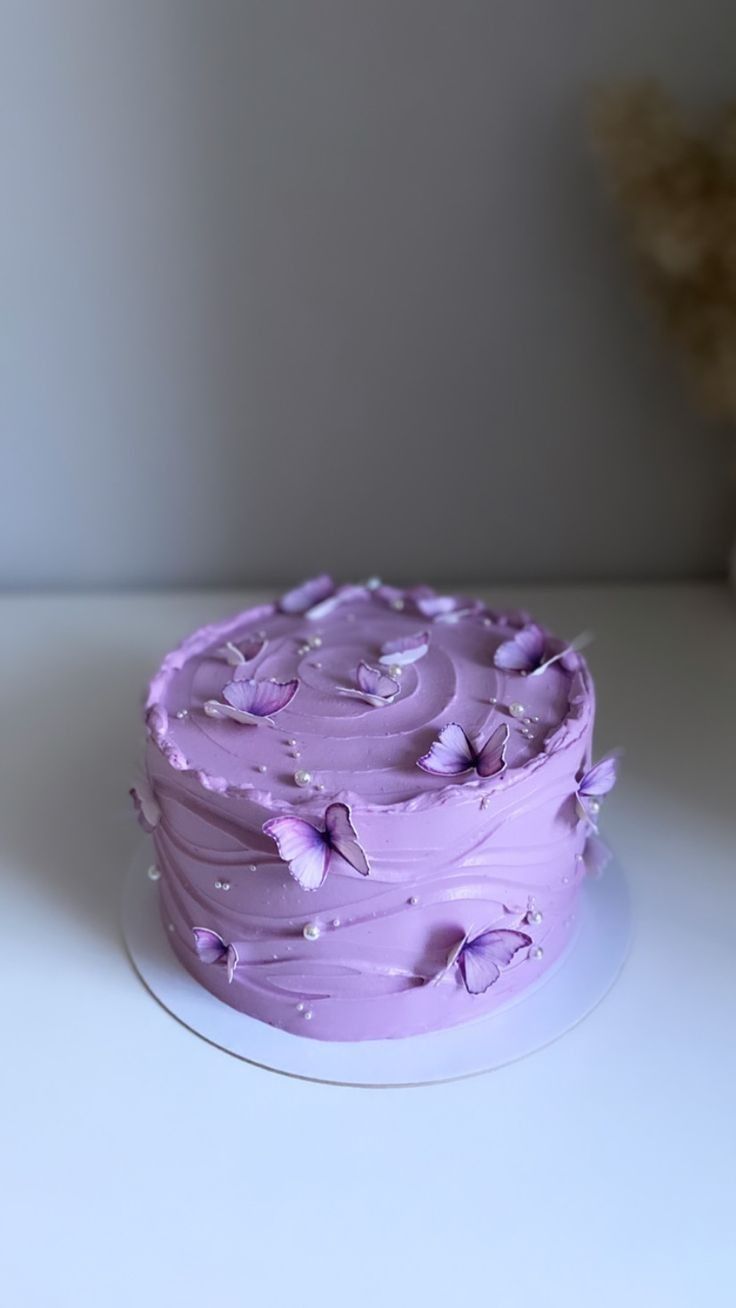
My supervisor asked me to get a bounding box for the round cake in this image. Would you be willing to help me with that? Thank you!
[132,576,617,1041]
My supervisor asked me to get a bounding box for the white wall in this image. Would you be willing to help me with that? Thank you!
[3,0,733,588]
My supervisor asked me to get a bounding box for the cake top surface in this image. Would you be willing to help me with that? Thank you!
[145,577,592,811]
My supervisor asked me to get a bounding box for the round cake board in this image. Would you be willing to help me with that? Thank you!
[122,845,630,1087]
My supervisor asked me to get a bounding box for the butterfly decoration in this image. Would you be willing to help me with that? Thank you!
[216,635,267,666]
[418,722,509,778]
[493,623,591,676]
[414,594,482,623]
[436,926,532,994]
[576,755,619,824]
[279,574,334,615]
[204,677,299,726]
[263,802,370,891]
[338,661,400,707]
[191,928,239,983]
[581,833,612,878]
[304,583,369,620]
[130,779,161,833]
[378,630,430,667]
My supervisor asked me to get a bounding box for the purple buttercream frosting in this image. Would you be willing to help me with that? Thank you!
[138,579,604,1041]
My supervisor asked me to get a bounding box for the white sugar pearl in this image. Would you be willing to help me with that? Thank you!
[294,770,312,787]
[221,881,230,891]
[391,598,405,610]
[308,634,323,649]
[215,880,222,889]
[291,750,301,759]
[529,946,544,960]
[175,709,188,719]
[332,918,341,928]
[509,702,526,719]
[303,922,321,941]
[315,782,325,791]
[248,864,257,872]
[489,696,498,705]
[365,576,382,590]
[297,644,309,655]
[303,1009,313,1021]
[147,865,161,881]
[288,739,298,747]
[256,764,267,773]
[408,896,418,906]
[296,1002,305,1012]
[312,661,322,669]
[388,665,403,679]
[528,910,543,924]
[168,923,175,933]
[587,799,601,816]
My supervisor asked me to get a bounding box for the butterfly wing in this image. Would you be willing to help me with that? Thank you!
[280,574,334,614]
[493,623,546,673]
[262,816,330,891]
[579,754,618,798]
[417,723,475,775]
[306,584,368,620]
[223,677,299,719]
[582,834,611,879]
[356,661,399,701]
[217,640,246,666]
[324,802,370,876]
[225,943,239,983]
[415,595,456,617]
[192,928,228,965]
[459,928,532,994]
[378,631,430,666]
[130,781,160,833]
[475,723,510,778]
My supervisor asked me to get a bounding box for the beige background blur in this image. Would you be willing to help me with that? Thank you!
[3,0,733,588]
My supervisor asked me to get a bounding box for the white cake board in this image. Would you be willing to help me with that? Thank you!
[122,846,630,1087]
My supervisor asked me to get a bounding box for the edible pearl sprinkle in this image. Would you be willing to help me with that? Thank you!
[296,1002,305,1012]
[308,634,323,649]
[489,697,498,705]
[332,918,341,928]
[303,922,321,941]
[288,739,298,747]
[388,665,403,679]
[391,598,405,610]
[256,764,267,773]
[215,880,222,888]
[528,910,543,924]
[294,769,312,787]
[175,709,188,719]
[312,661,322,669]
[291,750,301,759]
[248,864,257,872]
[147,865,161,881]
[588,799,601,815]
[366,576,382,589]
[408,896,418,906]
[315,782,325,791]
[530,946,544,960]
[221,881,230,891]
[303,1010,313,1020]
[168,923,175,933]
[509,702,526,718]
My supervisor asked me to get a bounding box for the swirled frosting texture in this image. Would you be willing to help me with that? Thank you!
[142,583,595,1040]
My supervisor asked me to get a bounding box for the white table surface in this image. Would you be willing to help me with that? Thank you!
[2,584,734,1307]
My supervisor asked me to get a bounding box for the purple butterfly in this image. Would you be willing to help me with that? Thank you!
[438,927,532,994]
[378,630,430,666]
[415,594,481,623]
[494,624,590,676]
[279,574,334,615]
[418,722,509,778]
[204,677,299,726]
[191,928,239,983]
[576,754,619,823]
[130,779,160,833]
[338,661,400,707]
[216,635,267,666]
[263,802,370,891]
[305,583,369,620]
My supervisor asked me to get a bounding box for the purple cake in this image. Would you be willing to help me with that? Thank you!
[132,577,617,1041]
